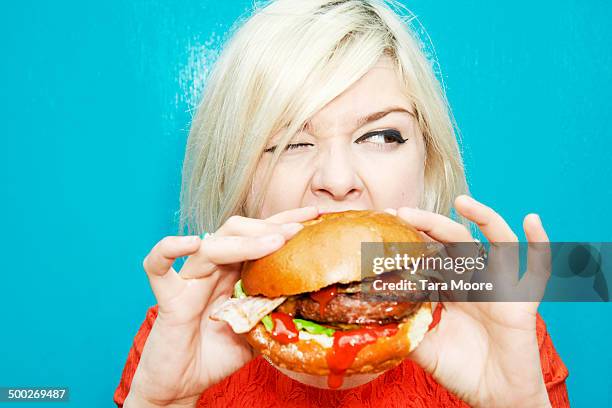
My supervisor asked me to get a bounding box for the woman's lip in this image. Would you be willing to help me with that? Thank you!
[317,207,369,214]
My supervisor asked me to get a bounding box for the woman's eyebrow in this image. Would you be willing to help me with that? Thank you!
[303,106,415,135]
[354,107,415,129]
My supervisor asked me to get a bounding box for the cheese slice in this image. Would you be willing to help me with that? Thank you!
[210,296,286,333]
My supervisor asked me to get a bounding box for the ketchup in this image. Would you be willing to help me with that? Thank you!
[310,284,337,314]
[325,323,399,389]
[428,302,443,331]
[270,312,299,344]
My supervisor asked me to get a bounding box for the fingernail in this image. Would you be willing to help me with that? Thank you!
[281,223,304,235]
[383,208,397,215]
[259,234,284,246]
[186,235,201,243]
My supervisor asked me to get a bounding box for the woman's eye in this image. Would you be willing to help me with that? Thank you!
[286,142,314,150]
[264,142,314,153]
[355,129,407,145]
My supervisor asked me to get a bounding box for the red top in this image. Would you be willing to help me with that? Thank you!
[114,305,570,407]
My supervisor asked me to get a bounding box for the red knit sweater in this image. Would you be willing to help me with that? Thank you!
[114,306,570,407]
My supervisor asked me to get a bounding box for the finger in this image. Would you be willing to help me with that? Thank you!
[524,213,549,243]
[143,235,201,277]
[408,303,443,374]
[216,215,303,239]
[384,207,436,242]
[454,195,518,243]
[142,235,201,304]
[179,234,285,279]
[519,214,551,303]
[265,206,319,223]
[396,207,473,243]
[454,195,520,288]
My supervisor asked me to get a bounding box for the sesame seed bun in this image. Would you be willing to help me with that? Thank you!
[241,210,429,297]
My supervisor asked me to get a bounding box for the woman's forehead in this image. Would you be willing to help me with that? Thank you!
[305,64,414,135]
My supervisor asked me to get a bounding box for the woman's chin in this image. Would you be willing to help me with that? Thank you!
[272,364,384,390]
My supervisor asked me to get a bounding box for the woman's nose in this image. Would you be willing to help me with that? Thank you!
[310,145,363,201]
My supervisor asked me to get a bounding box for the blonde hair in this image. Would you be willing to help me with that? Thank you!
[179,0,469,235]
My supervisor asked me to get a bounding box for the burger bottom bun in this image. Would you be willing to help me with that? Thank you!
[272,364,384,390]
[246,302,432,378]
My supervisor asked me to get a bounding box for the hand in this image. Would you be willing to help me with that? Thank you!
[387,195,552,408]
[125,207,320,407]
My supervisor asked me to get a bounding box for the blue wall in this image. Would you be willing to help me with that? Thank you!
[1,0,610,406]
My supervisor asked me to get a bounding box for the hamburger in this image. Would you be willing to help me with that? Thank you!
[210,210,434,389]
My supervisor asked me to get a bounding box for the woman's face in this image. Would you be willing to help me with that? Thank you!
[253,57,426,218]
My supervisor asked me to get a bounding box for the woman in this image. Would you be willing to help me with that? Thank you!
[115,0,569,406]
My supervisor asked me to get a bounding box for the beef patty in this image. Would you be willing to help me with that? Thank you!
[294,292,422,325]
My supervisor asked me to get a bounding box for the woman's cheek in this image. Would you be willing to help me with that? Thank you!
[259,161,313,218]
[359,153,424,209]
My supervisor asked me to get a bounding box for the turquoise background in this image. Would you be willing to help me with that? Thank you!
[1,0,610,406]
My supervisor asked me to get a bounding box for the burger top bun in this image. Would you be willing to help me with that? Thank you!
[241,209,427,298]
